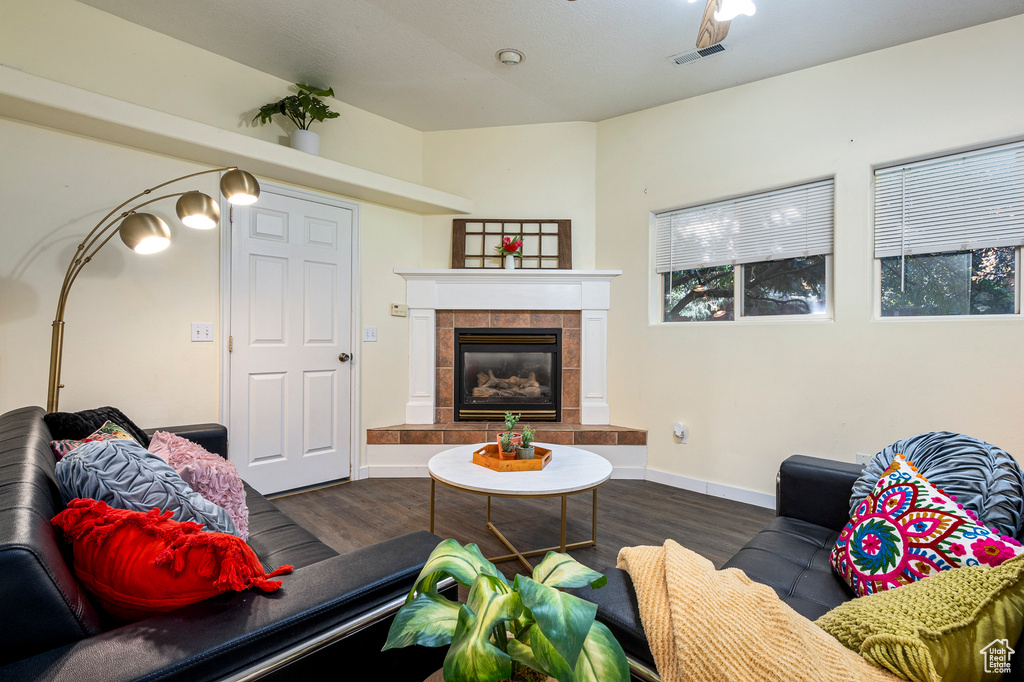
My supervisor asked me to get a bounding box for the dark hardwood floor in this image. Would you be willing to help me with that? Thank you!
[271,478,774,578]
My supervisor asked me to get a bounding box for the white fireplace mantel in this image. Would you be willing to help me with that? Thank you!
[395,269,622,425]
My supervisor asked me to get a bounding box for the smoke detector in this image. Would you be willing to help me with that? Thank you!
[496,49,525,65]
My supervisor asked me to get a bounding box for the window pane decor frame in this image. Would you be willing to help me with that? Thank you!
[874,140,1024,260]
[452,219,572,269]
[655,179,835,274]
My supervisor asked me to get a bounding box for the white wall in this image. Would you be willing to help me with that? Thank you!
[0,121,224,425]
[0,0,425,474]
[422,122,597,268]
[596,15,1024,497]
[0,0,423,184]
[3,0,1023,499]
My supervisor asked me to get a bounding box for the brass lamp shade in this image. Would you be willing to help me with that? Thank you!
[220,169,260,205]
[176,191,220,229]
[119,213,171,254]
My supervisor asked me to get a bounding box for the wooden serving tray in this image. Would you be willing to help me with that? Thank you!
[472,443,552,472]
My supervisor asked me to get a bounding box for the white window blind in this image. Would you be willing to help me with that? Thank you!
[655,179,834,273]
[874,141,1024,259]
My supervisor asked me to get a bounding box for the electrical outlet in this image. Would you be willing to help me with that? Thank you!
[191,323,213,342]
[673,422,688,444]
[391,303,409,317]
[856,453,873,466]
[363,327,378,342]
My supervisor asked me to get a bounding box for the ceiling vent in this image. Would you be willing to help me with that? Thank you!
[669,42,727,66]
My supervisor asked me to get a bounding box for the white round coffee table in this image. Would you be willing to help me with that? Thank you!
[427,443,612,571]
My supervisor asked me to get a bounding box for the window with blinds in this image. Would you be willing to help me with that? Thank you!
[656,179,834,273]
[655,180,835,322]
[874,141,1023,317]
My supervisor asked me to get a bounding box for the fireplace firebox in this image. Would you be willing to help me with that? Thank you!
[455,328,561,422]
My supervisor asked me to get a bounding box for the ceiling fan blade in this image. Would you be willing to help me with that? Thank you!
[696,0,730,49]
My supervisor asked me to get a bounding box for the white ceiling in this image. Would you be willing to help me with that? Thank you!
[77,0,1024,132]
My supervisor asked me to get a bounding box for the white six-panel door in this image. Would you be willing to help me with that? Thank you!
[228,188,354,494]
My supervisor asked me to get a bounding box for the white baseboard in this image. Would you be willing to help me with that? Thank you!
[609,467,646,480]
[368,464,429,478]
[365,443,647,480]
[644,468,775,509]
[363,445,773,508]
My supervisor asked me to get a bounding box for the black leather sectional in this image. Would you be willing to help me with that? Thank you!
[0,406,450,681]
[572,455,1024,681]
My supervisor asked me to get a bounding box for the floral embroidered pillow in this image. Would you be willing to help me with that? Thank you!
[50,420,139,461]
[831,453,1024,596]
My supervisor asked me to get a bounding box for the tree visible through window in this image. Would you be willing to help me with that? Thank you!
[663,256,827,322]
[655,179,834,323]
[880,247,1015,316]
[874,141,1023,318]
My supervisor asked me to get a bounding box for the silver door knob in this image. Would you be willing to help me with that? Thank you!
[338,353,351,363]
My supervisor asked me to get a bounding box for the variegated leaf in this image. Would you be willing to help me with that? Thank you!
[443,575,523,682]
[526,624,574,682]
[574,621,630,682]
[409,539,507,600]
[383,591,460,650]
[532,551,608,589]
[515,575,597,670]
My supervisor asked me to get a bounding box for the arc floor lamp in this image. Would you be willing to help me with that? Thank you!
[46,167,261,413]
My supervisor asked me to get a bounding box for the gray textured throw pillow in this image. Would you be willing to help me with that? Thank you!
[56,439,239,536]
[850,431,1024,541]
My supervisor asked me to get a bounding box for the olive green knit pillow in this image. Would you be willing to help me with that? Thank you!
[817,556,1024,682]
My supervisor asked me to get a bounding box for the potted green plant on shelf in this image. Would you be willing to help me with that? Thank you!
[517,426,536,460]
[383,539,629,682]
[253,83,341,155]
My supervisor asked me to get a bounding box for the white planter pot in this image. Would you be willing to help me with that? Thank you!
[290,129,320,155]
[504,254,516,270]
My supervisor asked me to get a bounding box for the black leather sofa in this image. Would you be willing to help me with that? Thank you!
[573,454,1024,682]
[0,406,452,682]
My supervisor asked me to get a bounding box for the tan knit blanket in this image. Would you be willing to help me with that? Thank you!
[617,541,902,682]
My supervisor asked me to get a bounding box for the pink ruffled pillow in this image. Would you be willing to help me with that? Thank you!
[148,431,249,541]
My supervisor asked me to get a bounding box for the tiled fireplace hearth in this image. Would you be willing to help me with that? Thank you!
[362,269,648,478]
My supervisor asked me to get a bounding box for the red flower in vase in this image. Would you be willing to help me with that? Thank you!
[495,236,524,257]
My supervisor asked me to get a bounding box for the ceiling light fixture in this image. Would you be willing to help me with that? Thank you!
[496,49,525,66]
[713,0,755,22]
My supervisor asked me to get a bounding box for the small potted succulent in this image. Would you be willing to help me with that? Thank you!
[383,539,629,682]
[498,432,519,461]
[498,412,522,459]
[517,426,536,460]
[253,83,341,155]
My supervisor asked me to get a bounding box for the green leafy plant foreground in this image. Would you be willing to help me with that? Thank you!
[383,539,629,682]
[253,83,340,131]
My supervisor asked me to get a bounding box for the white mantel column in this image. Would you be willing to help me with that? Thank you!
[406,308,436,423]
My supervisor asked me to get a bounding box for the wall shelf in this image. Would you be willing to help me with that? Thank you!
[0,66,473,216]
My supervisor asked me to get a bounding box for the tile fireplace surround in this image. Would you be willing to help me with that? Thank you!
[395,269,623,425]
[362,269,649,479]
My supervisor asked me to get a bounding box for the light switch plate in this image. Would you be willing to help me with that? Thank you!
[191,323,213,342]
[363,327,378,342]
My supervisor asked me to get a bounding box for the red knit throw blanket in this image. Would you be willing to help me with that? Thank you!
[53,498,293,621]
